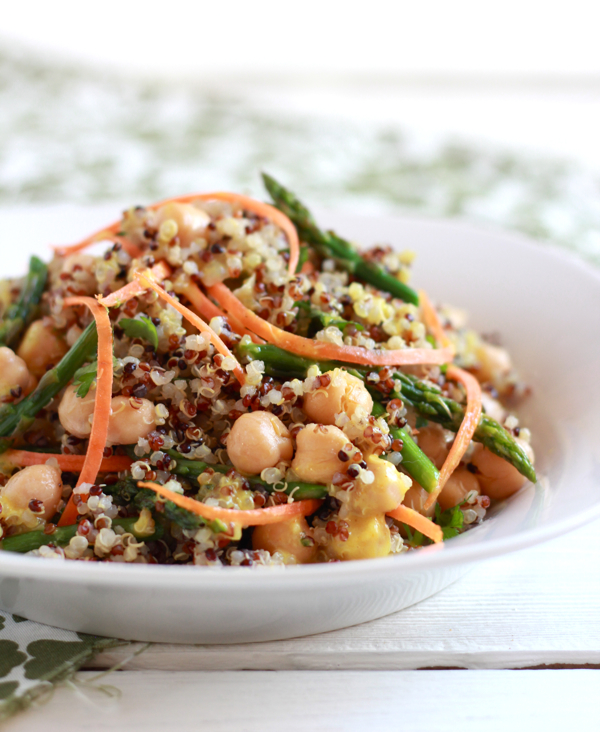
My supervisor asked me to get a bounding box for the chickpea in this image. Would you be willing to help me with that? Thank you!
[348,454,409,517]
[475,342,512,383]
[252,516,317,564]
[1,464,62,521]
[58,384,96,438]
[403,483,435,517]
[470,443,533,501]
[0,347,35,399]
[438,467,480,511]
[154,202,211,247]
[227,412,293,475]
[416,423,449,470]
[61,254,97,295]
[326,514,391,561]
[18,319,69,378]
[303,368,373,425]
[59,387,157,445]
[106,396,157,446]
[292,424,350,484]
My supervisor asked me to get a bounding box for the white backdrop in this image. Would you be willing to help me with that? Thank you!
[1,0,599,78]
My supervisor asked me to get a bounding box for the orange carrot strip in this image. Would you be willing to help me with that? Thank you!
[135,272,246,386]
[58,296,114,526]
[423,365,483,511]
[98,261,172,308]
[386,504,443,544]
[209,282,455,366]
[419,289,454,351]
[181,282,224,321]
[55,192,299,276]
[138,481,322,528]
[5,450,132,473]
[182,282,264,345]
[54,228,143,259]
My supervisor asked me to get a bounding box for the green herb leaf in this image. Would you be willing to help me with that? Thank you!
[72,362,99,398]
[72,357,119,398]
[434,501,465,540]
[120,316,159,350]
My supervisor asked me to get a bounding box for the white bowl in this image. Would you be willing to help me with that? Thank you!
[0,207,599,644]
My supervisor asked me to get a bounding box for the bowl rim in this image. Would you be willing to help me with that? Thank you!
[1,210,600,589]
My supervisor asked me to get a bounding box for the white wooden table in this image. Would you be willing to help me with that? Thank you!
[7,518,599,732]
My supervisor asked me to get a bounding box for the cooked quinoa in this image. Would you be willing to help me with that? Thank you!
[0,177,536,565]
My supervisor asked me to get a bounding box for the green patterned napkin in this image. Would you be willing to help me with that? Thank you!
[1,46,600,720]
[0,613,121,721]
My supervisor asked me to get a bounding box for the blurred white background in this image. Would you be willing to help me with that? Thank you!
[2,0,600,262]
[2,0,600,164]
[3,0,599,77]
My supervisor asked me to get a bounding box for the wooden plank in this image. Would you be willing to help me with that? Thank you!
[6,670,599,732]
[85,519,600,671]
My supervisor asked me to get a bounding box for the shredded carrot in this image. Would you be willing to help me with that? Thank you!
[419,289,454,351]
[58,296,114,526]
[181,282,225,322]
[423,365,483,511]
[182,282,264,344]
[138,481,322,528]
[5,450,132,473]
[135,272,246,386]
[55,192,299,276]
[98,261,172,308]
[54,228,143,260]
[209,282,455,366]
[386,504,443,544]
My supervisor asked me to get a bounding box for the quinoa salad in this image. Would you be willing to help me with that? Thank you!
[0,174,536,566]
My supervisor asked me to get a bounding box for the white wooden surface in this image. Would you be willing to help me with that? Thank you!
[85,518,600,672]
[7,670,599,732]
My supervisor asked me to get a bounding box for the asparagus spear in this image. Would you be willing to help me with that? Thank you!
[370,401,440,492]
[103,477,229,533]
[0,321,98,443]
[236,341,537,484]
[0,516,164,553]
[0,256,48,348]
[385,371,536,483]
[295,301,364,336]
[262,173,419,306]
[123,447,328,501]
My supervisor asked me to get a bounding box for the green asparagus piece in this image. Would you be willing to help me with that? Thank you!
[123,446,328,501]
[262,173,419,306]
[103,477,228,534]
[383,371,537,482]
[169,450,327,500]
[0,516,164,554]
[236,341,537,484]
[0,321,98,442]
[0,256,48,348]
[371,401,440,493]
[295,245,310,273]
[295,301,364,335]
